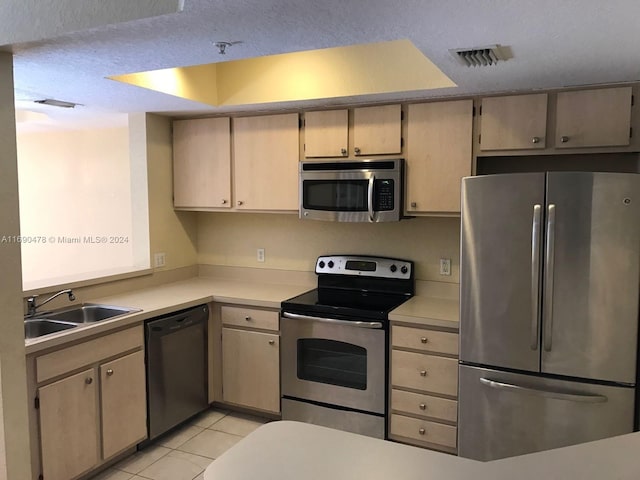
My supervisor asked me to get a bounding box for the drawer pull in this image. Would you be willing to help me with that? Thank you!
[268,340,275,345]
[420,370,427,377]
[419,403,426,410]
[419,428,426,435]
[420,337,428,344]
[245,316,251,321]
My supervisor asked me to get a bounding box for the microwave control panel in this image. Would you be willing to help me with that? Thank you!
[374,179,394,211]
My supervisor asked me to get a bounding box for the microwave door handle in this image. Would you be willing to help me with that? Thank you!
[367,175,375,222]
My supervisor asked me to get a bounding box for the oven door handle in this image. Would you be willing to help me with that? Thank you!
[282,312,383,329]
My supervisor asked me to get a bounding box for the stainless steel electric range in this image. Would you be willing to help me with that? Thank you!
[280,255,414,439]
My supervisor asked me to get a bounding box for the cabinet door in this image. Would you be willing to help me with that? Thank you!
[480,94,547,150]
[39,368,98,480]
[406,100,473,213]
[173,117,231,208]
[233,113,299,211]
[353,104,401,155]
[304,110,348,157]
[222,328,280,413]
[555,87,632,148]
[100,350,147,460]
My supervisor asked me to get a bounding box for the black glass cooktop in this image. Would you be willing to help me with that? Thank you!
[281,288,411,321]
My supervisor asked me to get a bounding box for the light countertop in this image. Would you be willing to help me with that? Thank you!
[204,421,640,480]
[25,274,460,354]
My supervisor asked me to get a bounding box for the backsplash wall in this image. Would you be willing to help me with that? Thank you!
[197,213,460,283]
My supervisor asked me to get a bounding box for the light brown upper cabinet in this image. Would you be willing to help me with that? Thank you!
[406,100,473,214]
[353,104,402,155]
[555,87,633,148]
[304,109,348,157]
[173,117,232,209]
[233,113,300,211]
[479,94,548,150]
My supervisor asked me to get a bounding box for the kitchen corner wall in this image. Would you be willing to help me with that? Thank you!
[197,212,461,283]
[0,51,31,480]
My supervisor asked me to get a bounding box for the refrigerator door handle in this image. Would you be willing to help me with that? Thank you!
[531,204,542,350]
[543,203,556,352]
[479,377,608,403]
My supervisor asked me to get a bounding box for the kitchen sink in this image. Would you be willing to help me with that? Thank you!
[24,319,77,339]
[35,303,141,324]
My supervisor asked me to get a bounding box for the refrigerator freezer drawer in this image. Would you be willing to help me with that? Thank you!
[458,365,635,461]
[391,350,458,396]
[390,414,457,449]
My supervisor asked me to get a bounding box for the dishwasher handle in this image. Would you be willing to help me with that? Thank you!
[146,304,209,339]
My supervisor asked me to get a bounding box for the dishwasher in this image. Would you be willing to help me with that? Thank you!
[144,304,209,442]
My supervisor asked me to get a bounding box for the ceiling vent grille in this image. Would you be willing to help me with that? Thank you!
[450,45,506,67]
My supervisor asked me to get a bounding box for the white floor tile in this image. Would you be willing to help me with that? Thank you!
[136,450,213,480]
[209,412,268,436]
[177,429,243,459]
[189,408,228,428]
[113,445,171,474]
[157,424,205,449]
[88,468,134,479]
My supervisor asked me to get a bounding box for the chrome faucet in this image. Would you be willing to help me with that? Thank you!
[26,289,76,316]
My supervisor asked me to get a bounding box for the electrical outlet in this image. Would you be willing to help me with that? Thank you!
[439,258,451,276]
[154,252,166,268]
[257,248,265,263]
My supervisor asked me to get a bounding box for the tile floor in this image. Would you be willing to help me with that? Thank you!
[89,408,269,480]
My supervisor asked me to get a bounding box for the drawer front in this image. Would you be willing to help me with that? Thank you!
[392,326,458,355]
[390,414,457,449]
[37,326,143,383]
[221,306,279,331]
[391,350,458,397]
[391,389,457,423]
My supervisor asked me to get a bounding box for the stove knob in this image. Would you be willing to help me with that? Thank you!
[328,261,335,268]
[401,265,408,275]
[318,261,325,269]
[390,264,397,273]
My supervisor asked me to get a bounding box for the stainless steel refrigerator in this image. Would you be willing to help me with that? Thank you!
[458,172,640,461]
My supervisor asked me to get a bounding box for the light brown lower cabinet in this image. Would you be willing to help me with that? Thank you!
[389,323,459,454]
[221,306,280,413]
[32,327,147,480]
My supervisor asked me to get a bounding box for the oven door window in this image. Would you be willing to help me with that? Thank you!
[297,338,367,390]
[302,180,368,212]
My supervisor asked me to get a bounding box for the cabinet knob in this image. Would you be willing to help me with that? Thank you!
[237,201,244,206]
[419,428,426,435]
[560,135,570,143]
[268,340,275,345]
[420,337,428,344]
[410,202,417,208]
[354,147,361,154]
[106,369,114,376]
[532,136,540,144]
[85,377,93,385]
[340,148,347,155]
[222,199,228,205]
[245,316,251,321]
[420,370,427,377]
[419,403,427,410]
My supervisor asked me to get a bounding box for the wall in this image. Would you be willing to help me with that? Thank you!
[197,212,460,283]
[0,52,32,480]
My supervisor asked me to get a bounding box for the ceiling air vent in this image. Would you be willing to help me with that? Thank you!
[450,45,507,67]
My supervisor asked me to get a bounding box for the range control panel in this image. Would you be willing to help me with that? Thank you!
[315,255,412,280]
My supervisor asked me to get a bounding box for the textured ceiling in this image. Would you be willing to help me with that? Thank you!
[7,0,640,128]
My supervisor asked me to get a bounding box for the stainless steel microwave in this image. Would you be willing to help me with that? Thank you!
[299,159,404,222]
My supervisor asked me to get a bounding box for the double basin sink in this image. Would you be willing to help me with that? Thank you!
[25,304,140,339]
